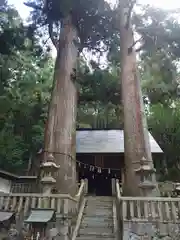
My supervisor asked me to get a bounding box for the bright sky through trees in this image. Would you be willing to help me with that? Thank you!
[8,0,180,20]
[7,0,180,61]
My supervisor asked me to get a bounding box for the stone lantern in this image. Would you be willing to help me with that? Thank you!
[40,153,60,195]
[135,157,156,196]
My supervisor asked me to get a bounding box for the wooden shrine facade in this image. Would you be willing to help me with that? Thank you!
[77,153,124,196]
[76,129,163,196]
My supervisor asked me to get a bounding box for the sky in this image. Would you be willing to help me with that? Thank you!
[7,0,180,20]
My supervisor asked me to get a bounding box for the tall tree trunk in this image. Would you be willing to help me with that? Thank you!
[44,15,78,195]
[119,2,157,196]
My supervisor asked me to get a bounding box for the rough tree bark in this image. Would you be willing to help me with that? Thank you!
[119,1,157,196]
[44,15,78,195]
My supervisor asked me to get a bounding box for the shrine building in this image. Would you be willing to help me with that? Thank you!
[76,129,163,196]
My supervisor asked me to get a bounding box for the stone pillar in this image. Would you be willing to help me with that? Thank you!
[56,218,70,240]
[8,224,19,240]
[40,153,60,195]
[55,199,71,240]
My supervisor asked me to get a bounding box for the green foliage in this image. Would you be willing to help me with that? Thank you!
[25,0,116,51]
[135,7,180,59]
[77,61,123,128]
[148,103,180,178]
[108,6,180,70]
[0,2,53,173]
[141,51,177,105]
[78,67,120,105]
[0,3,28,55]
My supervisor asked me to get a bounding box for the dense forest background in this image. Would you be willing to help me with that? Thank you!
[1,0,180,181]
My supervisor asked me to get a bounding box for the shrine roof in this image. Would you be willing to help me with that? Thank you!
[76,129,163,154]
[25,209,55,223]
[0,211,14,222]
[0,169,37,180]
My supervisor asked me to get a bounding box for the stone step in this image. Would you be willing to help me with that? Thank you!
[87,196,113,200]
[83,213,113,218]
[86,201,112,203]
[82,216,113,222]
[77,197,115,240]
[84,209,112,215]
[86,205,112,210]
[77,232,115,238]
[79,227,114,235]
[87,201,112,205]
[86,203,112,207]
[76,236,115,240]
[84,213,112,218]
[83,212,112,218]
[81,220,114,227]
[87,198,112,200]
[86,204,112,208]
[81,222,114,228]
[84,204,112,211]
[86,202,113,208]
[87,199,112,203]
[85,204,112,208]
[85,209,112,213]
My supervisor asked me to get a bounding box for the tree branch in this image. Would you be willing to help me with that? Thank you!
[24,2,42,10]
[133,36,143,47]
[135,44,144,53]
[128,36,143,54]
[43,37,50,47]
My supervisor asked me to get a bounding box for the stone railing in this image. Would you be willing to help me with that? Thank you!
[0,180,88,218]
[115,180,180,239]
[114,179,123,240]
[75,179,88,211]
[0,192,77,221]
[11,182,41,193]
[0,180,88,240]
[120,197,180,222]
[71,179,88,240]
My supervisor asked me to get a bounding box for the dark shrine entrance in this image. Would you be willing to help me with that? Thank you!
[83,168,112,196]
[77,153,122,196]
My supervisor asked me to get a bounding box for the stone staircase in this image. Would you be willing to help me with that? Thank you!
[76,196,116,240]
